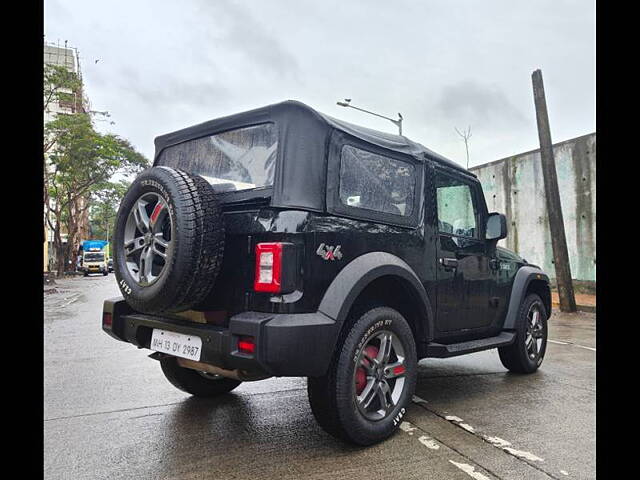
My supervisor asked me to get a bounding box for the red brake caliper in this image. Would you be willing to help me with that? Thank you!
[355,345,379,395]
[149,203,164,227]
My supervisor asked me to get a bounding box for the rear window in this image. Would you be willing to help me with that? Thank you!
[156,123,277,192]
[339,145,415,216]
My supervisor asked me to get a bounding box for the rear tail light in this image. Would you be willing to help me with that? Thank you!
[254,243,283,292]
[238,336,256,354]
[102,312,113,328]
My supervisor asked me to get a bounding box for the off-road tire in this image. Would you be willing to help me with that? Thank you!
[159,356,241,397]
[113,166,224,314]
[307,306,417,445]
[498,293,548,373]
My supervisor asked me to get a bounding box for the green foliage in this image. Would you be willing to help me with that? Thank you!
[44,61,149,273]
[88,180,131,242]
[45,113,148,208]
[43,64,82,113]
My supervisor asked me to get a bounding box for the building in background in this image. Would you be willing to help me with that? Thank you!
[44,40,91,272]
[470,133,596,291]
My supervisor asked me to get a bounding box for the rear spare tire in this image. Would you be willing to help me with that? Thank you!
[113,166,224,314]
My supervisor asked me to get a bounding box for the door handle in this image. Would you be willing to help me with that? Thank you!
[440,257,458,270]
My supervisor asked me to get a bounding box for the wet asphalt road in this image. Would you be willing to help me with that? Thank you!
[44,275,595,479]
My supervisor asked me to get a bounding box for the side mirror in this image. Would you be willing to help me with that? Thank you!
[486,212,507,241]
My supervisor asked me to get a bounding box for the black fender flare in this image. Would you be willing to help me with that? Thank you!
[318,251,435,343]
[502,266,551,330]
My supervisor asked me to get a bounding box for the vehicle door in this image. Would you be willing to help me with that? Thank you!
[434,169,494,332]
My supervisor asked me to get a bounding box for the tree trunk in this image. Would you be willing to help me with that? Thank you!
[53,214,64,277]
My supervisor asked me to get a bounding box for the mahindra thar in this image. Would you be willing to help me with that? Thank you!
[102,101,551,445]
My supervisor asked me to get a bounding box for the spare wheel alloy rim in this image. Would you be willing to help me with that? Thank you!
[123,191,172,286]
[354,329,407,421]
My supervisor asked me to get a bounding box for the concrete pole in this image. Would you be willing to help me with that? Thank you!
[531,69,577,312]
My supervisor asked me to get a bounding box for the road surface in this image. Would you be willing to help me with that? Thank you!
[44,274,595,479]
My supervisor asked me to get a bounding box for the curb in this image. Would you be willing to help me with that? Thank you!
[552,302,596,314]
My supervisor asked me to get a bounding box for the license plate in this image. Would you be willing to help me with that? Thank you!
[150,329,202,361]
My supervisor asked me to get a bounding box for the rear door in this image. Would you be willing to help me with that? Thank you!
[434,170,494,333]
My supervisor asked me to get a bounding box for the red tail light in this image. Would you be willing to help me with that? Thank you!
[238,336,256,354]
[102,312,113,328]
[254,243,283,292]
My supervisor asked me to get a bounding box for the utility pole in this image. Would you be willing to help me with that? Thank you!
[531,69,576,312]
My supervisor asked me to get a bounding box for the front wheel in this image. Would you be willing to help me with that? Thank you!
[308,306,417,445]
[159,356,242,397]
[498,293,548,373]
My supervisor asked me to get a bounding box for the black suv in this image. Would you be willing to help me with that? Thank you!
[103,101,551,445]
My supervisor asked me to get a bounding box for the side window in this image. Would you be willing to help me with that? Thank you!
[435,172,478,238]
[339,145,415,216]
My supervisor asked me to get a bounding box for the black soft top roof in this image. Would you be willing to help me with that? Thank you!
[155,100,467,171]
[153,101,472,212]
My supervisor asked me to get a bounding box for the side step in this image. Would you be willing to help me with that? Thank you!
[426,331,516,358]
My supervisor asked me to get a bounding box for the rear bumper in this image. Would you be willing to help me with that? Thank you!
[102,297,338,377]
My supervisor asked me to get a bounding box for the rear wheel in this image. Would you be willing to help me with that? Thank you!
[498,293,548,373]
[159,356,242,397]
[113,167,225,314]
[307,306,417,445]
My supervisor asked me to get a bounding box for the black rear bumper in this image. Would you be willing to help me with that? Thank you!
[102,297,338,377]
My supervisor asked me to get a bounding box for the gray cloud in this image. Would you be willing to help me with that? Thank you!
[194,0,299,79]
[434,80,528,130]
[45,0,594,167]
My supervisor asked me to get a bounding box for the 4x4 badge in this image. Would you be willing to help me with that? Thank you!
[317,243,343,261]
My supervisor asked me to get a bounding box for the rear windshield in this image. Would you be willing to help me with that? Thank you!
[156,123,277,192]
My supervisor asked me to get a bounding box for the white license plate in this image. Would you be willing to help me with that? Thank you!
[150,329,202,361]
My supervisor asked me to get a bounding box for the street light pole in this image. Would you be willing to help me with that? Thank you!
[336,99,403,136]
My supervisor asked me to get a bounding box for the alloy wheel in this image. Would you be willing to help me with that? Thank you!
[123,192,172,286]
[525,302,545,360]
[354,330,407,421]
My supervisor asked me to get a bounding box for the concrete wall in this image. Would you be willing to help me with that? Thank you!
[470,133,596,283]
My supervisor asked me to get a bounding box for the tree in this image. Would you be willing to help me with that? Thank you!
[455,126,472,169]
[43,64,82,118]
[44,113,148,275]
[44,58,149,275]
[88,180,131,243]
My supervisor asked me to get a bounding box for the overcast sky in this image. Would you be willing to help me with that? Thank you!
[44,0,595,168]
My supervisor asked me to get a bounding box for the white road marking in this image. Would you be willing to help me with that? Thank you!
[459,423,475,433]
[400,416,501,478]
[412,395,428,404]
[445,415,464,422]
[560,470,569,475]
[414,404,551,471]
[399,421,418,436]
[571,344,596,352]
[417,435,440,450]
[503,447,544,462]
[483,435,511,448]
[549,339,596,352]
[60,294,81,308]
[449,460,492,480]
